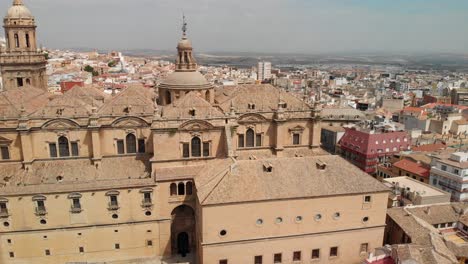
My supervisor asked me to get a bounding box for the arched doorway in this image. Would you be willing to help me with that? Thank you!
[171,205,195,256]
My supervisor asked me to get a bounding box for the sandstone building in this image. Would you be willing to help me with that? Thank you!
[0,1,389,263]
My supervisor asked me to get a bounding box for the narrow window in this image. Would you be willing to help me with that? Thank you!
[9,252,14,258]
[170,183,177,196]
[186,182,193,195]
[238,134,244,148]
[79,247,84,253]
[72,198,81,211]
[0,202,8,215]
[58,136,70,157]
[293,251,301,261]
[293,133,300,145]
[0,146,10,160]
[203,142,210,157]
[274,253,282,263]
[138,139,145,153]
[125,134,137,154]
[71,142,79,156]
[254,256,263,264]
[17,77,23,87]
[364,196,372,203]
[178,182,185,195]
[246,129,255,147]
[191,137,201,157]
[256,134,262,147]
[330,247,338,257]
[312,249,320,259]
[25,33,30,48]
[147,240,153,246]
[45,249,50,256]
[37,200,46,212]
[116,140,124,154]
[166,91,172,104]
[109,195,118,207]
[115,243,120,249]
[360,243,368,253]
[49,143,57,158]
[219,260,228,264]
[143,192,151,204]
[183,143,190,158]
[14,33,19,48]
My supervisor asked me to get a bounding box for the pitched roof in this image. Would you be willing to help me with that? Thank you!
[0,86,49,117]
[196,155,389,205]
[98,85,155,116]
[339,128,411,155]
[393,159,430,178]
[161,91,225,119]
[412,143,447,152]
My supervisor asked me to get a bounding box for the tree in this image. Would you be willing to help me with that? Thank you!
[108,60,117,67]
[84,65,94,73]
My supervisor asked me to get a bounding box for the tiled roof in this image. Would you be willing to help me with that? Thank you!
[339,128,411,155]
[393,159,430,178]
[412,144,447,152]
[196,155,389,205]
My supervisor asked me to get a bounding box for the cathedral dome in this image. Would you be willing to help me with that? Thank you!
[160,71,212,90]
[5,0,33,19]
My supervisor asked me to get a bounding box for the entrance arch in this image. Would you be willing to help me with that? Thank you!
[171,205,195,256]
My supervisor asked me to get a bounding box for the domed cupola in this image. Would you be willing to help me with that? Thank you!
[159,16,214,106]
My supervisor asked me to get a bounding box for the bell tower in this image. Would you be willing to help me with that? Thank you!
[0,0,48,91]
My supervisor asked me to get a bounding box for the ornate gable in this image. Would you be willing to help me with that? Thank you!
[179,120,214,131]
[41,119,80,130]
[0,136,12,145]
[111,117,149,128]
[238,113,267,124]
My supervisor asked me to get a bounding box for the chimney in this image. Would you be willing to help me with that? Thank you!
[316,160,327,170]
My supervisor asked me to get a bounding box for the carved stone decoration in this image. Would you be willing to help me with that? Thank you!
[289,125,305,132]
[111,117,150,128]
[41,119,80,130]
[238,113,267,124]
[179,120,214,131]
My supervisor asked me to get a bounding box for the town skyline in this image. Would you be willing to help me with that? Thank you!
[0,0,467,54]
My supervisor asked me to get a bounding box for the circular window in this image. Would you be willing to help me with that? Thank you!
[363,217,369,223]
[256,219,263,225]
[295,216,303,222]
[333,212,341,219]
[145,211,152,216]
[275,217,283,224]
[40,219,47,225]
[112,214,118,219]
[219,230,227,236]
[3,222,10,227]
[315,214,322,221]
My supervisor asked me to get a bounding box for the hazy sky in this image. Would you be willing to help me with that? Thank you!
[2,0,468,54]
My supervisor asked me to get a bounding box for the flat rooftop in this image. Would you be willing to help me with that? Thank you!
[384,176,447,197]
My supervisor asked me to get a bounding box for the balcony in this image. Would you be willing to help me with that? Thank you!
[432,167,463,182]
[141,199,153,208]
[108,202,120,211]
[35,207,47,216]
[70,206,82,214]
[0,210,9,218]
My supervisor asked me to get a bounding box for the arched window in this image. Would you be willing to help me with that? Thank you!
[178,182,185,195]
[58,136,70,157]
[25,33,30,48]
[191,137,201,157]
[126,134,137,154]
[14,33,19,48]
[205,90,210,102]
[170,183,177,196]
[166,91,172,104]
[246,129,255,147]
[186,182,193,195]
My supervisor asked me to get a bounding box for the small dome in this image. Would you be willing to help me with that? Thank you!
[177,38,192,50]
[5,0,33,19]
[160,71,212,90]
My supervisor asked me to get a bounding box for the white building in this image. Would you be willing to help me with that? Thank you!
[430,152,468,201]
[257,61,271,81]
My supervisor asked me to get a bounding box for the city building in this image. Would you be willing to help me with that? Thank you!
[321,126,345,154]
[257,61,272,81]
[377,157,431,184]
[383,176,450,207]
[0,2,390,263]
[0,0,47,91]
[430,151,468,201]
[338,127,411,174]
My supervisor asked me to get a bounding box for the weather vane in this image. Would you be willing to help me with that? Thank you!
[182,14,187,37]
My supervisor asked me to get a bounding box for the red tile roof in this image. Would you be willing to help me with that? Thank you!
[339,128,411,156]
[412,143,446,152]
[393,159,430,178]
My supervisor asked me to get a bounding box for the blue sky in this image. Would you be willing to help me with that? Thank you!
[1,0,467,54]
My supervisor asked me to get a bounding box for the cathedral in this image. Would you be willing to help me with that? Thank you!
[0,1,389,264]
